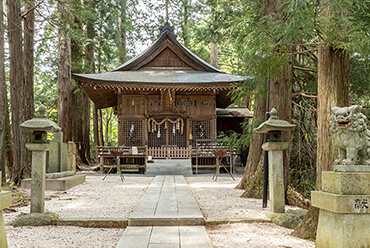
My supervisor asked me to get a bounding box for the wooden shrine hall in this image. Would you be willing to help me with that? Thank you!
[73,22,249,171]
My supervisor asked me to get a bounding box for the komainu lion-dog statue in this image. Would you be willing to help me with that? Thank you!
[330,105,370,165]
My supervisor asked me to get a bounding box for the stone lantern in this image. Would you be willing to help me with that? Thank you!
[20,105,61,213]
[254,108,295,213]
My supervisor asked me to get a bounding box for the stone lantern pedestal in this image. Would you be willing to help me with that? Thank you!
[26,143,51,213]
[262,142,290,213]
[20,105,61,213]
[254,108,295,213]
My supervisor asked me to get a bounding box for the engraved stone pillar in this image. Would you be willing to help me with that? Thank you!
[312,171,370,247]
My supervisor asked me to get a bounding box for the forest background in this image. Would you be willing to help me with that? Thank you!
[0,0,369,239]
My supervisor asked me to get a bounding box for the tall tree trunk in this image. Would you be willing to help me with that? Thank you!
[104,110,112,146]
[82,95,91,164]
[118,0,127,64]
[269,54,292,202]
[0,0,8,185]
[210,42,218,68]
[92,103,100,162]
[86,2,97,162]
[182,0,189,47]
[292,46,349,239]
[99,109,104,146]
[8,0,24,185]
[57,0,72,143]
[70,0,90,165]
[72,88,89,165]
[22,0,35,178]
[236,87,266,191]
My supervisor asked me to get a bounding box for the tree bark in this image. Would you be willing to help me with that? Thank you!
[8,0,25,185]
[292,45,349,240]
[22,0,35,178]
[99,109,104,146]
[236,88,266,190]
[182,0,189,47]
[92,103,100,162]
[57,0,72,143]
[269,54,292,202]
[210,42,218,68]
[72,88,89,165]
[118,0,127,64]
[0,0,8,185]
[104,110,112,146]
[86,0,95,162]
[82,92,91,163]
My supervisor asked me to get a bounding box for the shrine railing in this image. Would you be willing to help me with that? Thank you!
[148,146,190,159]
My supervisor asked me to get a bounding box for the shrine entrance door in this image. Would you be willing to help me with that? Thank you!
[147,117,189,159]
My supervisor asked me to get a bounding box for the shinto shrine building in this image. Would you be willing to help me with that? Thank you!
[73,23,249,162]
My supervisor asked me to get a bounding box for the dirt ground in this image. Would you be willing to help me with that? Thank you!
[3,174,314,248]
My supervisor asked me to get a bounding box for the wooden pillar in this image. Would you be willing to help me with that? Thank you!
[143,118,148,146]
[211,117,217,139]
[118,115,123,146]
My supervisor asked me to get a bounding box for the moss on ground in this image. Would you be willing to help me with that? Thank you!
[13,212,59,227]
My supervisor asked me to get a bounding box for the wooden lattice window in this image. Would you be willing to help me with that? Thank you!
[191,120,211,145]
[148,117,187,148]
[122,120,143,146]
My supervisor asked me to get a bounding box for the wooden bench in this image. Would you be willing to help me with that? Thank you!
[97,146,147,173]
[191,140,236,173]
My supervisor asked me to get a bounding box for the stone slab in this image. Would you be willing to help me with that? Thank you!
[128,175,204,226]
[146,159,192,176]
[0,191,12,210]
[21,174,86,191]
[128,217,205,226]
[57,218,128,228]
[322,171,370,195]
[316,209,370,248]
[180,226,212,248]
[334,164,370,172]
[116,226,212,248]
[46,141,60,173]
[45,171,75,179]
[312,191,370,214]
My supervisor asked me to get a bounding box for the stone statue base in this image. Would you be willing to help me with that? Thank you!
[334,164,370,172]
[312,171,370,247]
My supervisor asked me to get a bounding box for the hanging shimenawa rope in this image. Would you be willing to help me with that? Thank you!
[148,117,184,134]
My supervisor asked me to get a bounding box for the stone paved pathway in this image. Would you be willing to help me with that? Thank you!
[116,175,212,247]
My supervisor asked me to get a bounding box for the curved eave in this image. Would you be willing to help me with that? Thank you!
[113,32,222,73]
[72,71,250,86]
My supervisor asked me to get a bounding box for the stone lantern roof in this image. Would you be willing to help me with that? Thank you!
[20,105,61,133]
[254,108,296,134]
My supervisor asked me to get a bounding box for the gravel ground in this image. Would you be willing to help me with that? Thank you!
[187,175,314,248]
[4,173,314,248]
[187,174,302,220]
[207,223,314,248]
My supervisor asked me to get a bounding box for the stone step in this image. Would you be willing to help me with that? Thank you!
[146,159,192,176]
[116,226,212,248]
[128,176,204,226]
